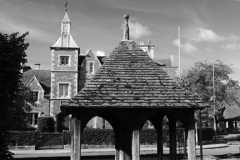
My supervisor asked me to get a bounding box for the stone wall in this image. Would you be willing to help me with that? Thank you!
[28,77,50,117]
[51,50,78,71]
[79,52,102,90]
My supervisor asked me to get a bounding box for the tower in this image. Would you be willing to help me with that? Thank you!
[50,7,80,123]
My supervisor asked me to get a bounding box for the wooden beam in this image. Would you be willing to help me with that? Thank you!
[132,130,140,160]
[70,117,74,160]
[187,110,196,160]
[157,118,163,160]
[169,117,176,160]
[73,117,81,160]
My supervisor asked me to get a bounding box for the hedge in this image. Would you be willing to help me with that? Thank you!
[8,131,37,146]
[9,128,188,146]
[37,117,54,132]
[197,128,214,141]
[64,128,174,145]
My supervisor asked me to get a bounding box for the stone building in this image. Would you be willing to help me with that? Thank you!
[21,70,51,127]
[22,9,178,131]
[218,90,240,133]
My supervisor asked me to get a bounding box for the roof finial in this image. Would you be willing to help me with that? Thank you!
[148,39,151,45]
[123,14,130,40]
[64,0,69,12]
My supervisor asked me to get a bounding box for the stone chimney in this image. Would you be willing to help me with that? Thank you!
[35,64,41,70]
[139,39,154,59]
[170,55,174,66]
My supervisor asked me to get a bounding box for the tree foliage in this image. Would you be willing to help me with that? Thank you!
[0,32,29,159]
[179,61,239,127]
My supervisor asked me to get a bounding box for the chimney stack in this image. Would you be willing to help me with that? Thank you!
[35,64,41,70]
[170,55,174,66]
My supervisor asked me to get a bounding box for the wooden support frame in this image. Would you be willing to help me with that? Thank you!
[187,110,196,160]
[132,129,140,160]
[169,116,177,160]
[156,117,163,160]
[71,116,81,160]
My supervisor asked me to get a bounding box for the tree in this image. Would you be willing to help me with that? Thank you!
[179,61,239,127]
[0,32,29,159]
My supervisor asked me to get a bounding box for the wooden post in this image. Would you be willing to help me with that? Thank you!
[119,150,124,160]
[115,146,120,160]
[187,110,196,160]
[115,131,120,160]
[199,111,203,160]
[115,122,121,160]
[157,118,163,160]
[169,117,177,160]
[132,130,140,160]
[73,117,81,160]
[71,117,74,160]
[183,129,187,158]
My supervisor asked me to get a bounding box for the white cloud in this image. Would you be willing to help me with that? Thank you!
[122,17,152,39]
[173,39,198,54]
[173,39,180,47]
[187,28,223,43]
[95,50,106,56]
[225,34,239,41]
[221,42,240,51]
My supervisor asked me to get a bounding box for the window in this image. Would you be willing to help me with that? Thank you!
[32,91,39,102]
[89,62,94,74]
[33,114,38,125]
[27,113,38,126]
[60,56,69,65]
[59,84,69,97]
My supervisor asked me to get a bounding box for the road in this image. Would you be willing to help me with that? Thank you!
[13,145,240,160]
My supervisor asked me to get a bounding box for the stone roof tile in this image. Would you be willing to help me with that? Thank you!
[22,70,51,94]
[64,41,209,109]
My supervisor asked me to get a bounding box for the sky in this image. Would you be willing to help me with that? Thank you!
[1,0,240,81]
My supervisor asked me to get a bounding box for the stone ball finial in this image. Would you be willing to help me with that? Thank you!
[123,14,129,20]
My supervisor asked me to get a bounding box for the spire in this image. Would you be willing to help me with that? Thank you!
[123,14,130,40]
[62,12,70,23]
[51,1,78,48]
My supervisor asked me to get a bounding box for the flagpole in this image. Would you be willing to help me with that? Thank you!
[178,26,181,77]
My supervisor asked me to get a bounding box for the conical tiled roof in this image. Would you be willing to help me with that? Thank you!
[64,40,208,109]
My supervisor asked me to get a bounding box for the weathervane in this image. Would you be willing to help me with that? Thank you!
[64,0,69,11]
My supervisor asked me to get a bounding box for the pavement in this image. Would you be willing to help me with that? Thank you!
[11,143,229,155]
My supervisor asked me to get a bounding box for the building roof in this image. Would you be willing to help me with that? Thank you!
[52,34,78,48]
[97,56,107,65]
[221,104,240,120]
[155,58,172,67]
[64,40,208,109]
[22,70,51,95]
[62,11,70,22]
[220,90,240,120]
[51,11,78,48]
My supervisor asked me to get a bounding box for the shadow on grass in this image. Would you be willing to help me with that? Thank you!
[214,153,240,159]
